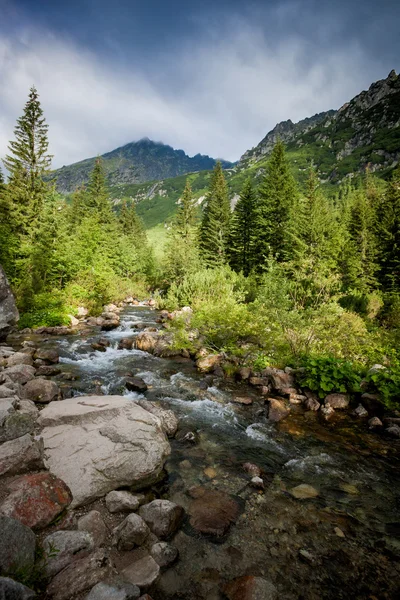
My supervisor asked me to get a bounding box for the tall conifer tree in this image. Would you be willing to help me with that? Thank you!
[229,178,258,276]
[377,165,400,290]
[199,161,231,267]
[86,158,113,223]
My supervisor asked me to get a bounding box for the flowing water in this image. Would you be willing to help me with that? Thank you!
[22,306,400,599]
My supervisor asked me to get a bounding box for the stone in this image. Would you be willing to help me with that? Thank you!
[0,265,19,341]
[118,338,135,350]
[290,484,319,499]
[249,377,268,387]
[320,406,335,421]
[224,575,278,600]
[6,353,33,367]
[0,434,44,476]
[262,367,297,395]
[86,582,140,600]
[43,530,95,577]
[232,396,253,405]
[188,487,240,537]
[243,463,261,478]
[368,364,385,375]
[0,472,72,529]
[121,555,160,589]
[34,348,59,364]
[125,377,148,393]
[299,548,316,564]
[334,527,345,538]
[305,396,321,411]
[0,516,36,577]
[353,404,368,418]
[38,396,170,507]
[324,393,349,409]
[0,384,18,398]
[23,378,60,404]
[267,398,290,422]
[139,500,183,539]
[35,365,62,377]
[112,514,150,550]
[0,399,15,423]
[149,542,178,569]
[196,354,221,374]
[136,399,179,437]
[46,549,114,600]
[101,319,120,331]
[237,367,251,381]
[386,424,400,438]
[91,343,107,352]
[18,400,39,419]
[78,511,108,547]
[0,577,36,599]
[204,466,217,479]
[0,410,36,443]
[105,491,141,513]
[250,476,264,489]
[135,333,158,353]
[368,416,383,429]
[1,365,36,385]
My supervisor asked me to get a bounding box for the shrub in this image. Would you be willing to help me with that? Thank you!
[364,362,400,410]
[298,356,364,398]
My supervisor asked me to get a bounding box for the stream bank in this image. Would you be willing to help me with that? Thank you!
[0,302,399,599]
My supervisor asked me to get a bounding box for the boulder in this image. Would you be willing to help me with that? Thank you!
[46,549,114,600]
[0,398,15,423]
[6,353,33,367]
[267,398,290,422]
[0,472,72,529]
[38,396,170,507]
[112,514,150,550]
[305,396,321,411]
[236,367,251,381]
[125,377,148,393]
[86,582,140,600]
[353,404,368,418]
[35,365,62,377]
[386,424,400,438]
[0,516,36,577]
[139,500,183,539]
[0,409,37,443]
[196,354,221,374]
[368,416,383,429]
[149,542,178,569]
[135,333,158,353]
[105,491,142,513]
[78,511,108,547]
[33,348,59,364]
[262,367,297,395]
[0,384,18,398]
[121,554,160,589]
[137,399,179,437]
[224,575,278,600]
[320,406,335,421]
[0,434,44,476]
[1,365,36,385]
[118,338,135,350]
[23,379,60,404]
[243,463,261,478]
[187,487,240,537]
[0,577,36,599]
[324,393,349,409]
[43,530,95,577]
[0,265,19,341]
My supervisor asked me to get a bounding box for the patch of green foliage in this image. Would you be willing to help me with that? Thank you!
[298,356,364,399]
[365,363,400,410]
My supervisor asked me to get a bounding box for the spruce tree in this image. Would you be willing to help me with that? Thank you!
[199,161,231,267]
[176,179,197,239]
[3,86,52,234]
[254,140,298,268]
[119,199,147,244]
[228,178,258,276]
[377,165,400,290]
[86,158,113,223]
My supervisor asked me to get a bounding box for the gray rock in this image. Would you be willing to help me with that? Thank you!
[33,348,59,364]
[0,265,19,341]
[0,577,36,599]
[139,500,184,539]
[1,365,36,385]
[0,385,18,398]
[43,530,95,578]
[105,491,141,513]
[0,410,36,443]
[386,424,400,438]
[121,555,160,589]
[305,396,321,411]
[6,353,33,368]
[18,400,39,419]
[112,514,150,550]
[78,511,108,547]
[0,516,36,577]
[85,582,140,600]
[38,396,170,508]
[368,416,383,428]
[267,398,290,422]
[0,399,15,424]
[23,379,60,404]
[0,434,44,476]
[46,549,114,600]
[150,542,178,569]
[320,406,335,421]
[324,393,349,409]
[353,404,368,418]
[136,399,179,437]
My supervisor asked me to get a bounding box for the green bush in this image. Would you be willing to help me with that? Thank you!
[298,356,364,398]
[365,362,400,410]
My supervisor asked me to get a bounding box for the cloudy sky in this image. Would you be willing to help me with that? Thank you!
[0,0,399,167]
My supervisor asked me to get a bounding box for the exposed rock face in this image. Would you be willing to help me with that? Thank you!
[138,500,183,539]
[136,399,179,438]
[187,487,241,537]
[0,472,73,529]
[0,516,36,576]
[224,575,278,600]
[38,396,171,507]
[0,265,19,341]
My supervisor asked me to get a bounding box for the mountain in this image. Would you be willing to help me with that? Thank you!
[49,138,233,193]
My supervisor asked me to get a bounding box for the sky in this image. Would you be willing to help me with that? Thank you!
[0,0,399,168]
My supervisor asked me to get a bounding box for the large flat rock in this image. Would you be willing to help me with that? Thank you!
[39,396,171,507]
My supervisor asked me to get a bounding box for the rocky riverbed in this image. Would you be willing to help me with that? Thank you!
[0,299,399,600]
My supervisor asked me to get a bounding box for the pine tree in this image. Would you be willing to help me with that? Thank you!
[228,178,258,276]
[254,140,298,269]
[199,161,231,267]
[3,86,52,235]
[377,165,400,290]
[119,199,146,243]
[176,179,197,239]
[86,158,113,223]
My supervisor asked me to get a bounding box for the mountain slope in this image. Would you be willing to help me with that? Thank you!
[50,138,233,193]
